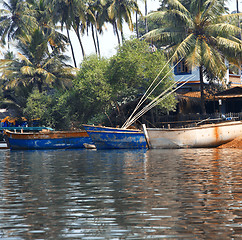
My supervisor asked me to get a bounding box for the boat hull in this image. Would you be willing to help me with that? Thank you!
[4,130,93,150]
[147,121,242,149]
[83,125,147,150]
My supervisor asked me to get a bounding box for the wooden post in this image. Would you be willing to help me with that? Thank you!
[142,124,151,149]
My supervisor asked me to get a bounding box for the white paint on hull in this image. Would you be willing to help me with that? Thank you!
[146,121,242,149]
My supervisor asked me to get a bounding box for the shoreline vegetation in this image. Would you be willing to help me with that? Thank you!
[0,1,241,130]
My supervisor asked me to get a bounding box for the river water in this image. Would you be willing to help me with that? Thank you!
[0,148,241,239]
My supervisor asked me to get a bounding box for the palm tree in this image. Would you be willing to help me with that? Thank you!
[0,29,75,93]
[49,0,87,66]
[48,0,77,66]
[107,0,140,44]
[27,0,69,53]
[85,0,106,56]
[144,0,242,114]
[0,0,37,47]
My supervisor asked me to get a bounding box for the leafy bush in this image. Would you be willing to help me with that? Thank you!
[24,90,71,130]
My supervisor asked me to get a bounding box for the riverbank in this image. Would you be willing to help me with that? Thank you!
[217,136,242,149]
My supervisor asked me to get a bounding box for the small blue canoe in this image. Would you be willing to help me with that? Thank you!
[4,129,93,150]
[82,125,147,150]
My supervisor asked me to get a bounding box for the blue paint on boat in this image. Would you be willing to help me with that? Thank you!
[82,124,140,132]
[83,125,147,150]
[7,136,93,150]
[4,130,93,150]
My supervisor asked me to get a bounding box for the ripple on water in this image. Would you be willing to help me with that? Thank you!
[0,148,241,239]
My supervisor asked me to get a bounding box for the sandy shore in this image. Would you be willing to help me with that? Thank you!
[217,136,242,149]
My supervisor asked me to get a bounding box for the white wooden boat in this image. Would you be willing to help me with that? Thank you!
[146,121,242,149]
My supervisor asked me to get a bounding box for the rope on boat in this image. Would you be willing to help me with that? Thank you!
[122,57,184,128]
[123,75,196,128]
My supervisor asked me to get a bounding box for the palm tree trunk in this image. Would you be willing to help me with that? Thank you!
[136,11,139,38]
[91,24,98,54]
[73,25,85,58]
[37,80,42,93]
[121,29,124,43]
[199,65,206,114]
[66,27,77,68]
[95,24,101,56]
[236,0,241,39]
[114,22,121,45]
[145,0,148,33]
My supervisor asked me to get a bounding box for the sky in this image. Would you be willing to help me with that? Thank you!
[68,0,158,66]
[69,0,242,67]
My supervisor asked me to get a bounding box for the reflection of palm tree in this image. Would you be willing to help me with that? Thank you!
[1,29,74,93]
[0,0,36,47]
[144,0,242,114]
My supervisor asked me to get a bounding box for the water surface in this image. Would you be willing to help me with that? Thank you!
[0,148,241,239]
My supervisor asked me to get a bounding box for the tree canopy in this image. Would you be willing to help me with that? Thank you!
[144,0,242,113]
[0,0,241,128]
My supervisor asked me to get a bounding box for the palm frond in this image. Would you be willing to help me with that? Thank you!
[207,23,242,37]
[20,66,34,75]
[215,36,242,63]
[45,72,56,83]
[187,38,202,66]
[201,39,226,79]
[166,0,190,14]
[171,33,195,61]
[17,53,32,65]
[108,2,115,20]
[218,12,242,22]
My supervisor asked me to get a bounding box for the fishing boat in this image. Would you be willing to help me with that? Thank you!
[4,129,93,150]
[82,124,147,150]
[146,120,242,149]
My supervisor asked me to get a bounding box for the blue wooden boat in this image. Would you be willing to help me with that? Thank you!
[82,125,147,150]
[4,130,93,150]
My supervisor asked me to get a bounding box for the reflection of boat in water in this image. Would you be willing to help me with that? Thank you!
[82,125,147,150]
[146,120,242,149]
[4,130,93,150]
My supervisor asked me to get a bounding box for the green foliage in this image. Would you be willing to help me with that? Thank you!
[71,55,112,123]
[1,29,74,93]
[107,38,177,112]
[17,40,178,128]
[144,0,242,76]
[24,90,71,130]
[135,14,162,39]
[143,0,242,113]
[24,90,52,124]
